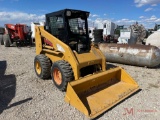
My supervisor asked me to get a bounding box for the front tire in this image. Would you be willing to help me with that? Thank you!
[34,54,51,79]
[51,60,74,91]
[0,35,4,45]
[3,34,10,47]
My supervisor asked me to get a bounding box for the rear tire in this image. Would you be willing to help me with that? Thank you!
[34,54,51,79]
[0,35,4,45]
[3,34,10,47]
[51,60,74,91]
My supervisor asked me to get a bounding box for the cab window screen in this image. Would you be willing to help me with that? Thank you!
[49,16,64,36]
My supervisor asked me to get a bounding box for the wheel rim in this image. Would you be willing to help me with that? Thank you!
[53,68,62,85]
[36,61,41,75]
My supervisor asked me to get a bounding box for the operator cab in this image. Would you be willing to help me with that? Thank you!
[45,9,90,53]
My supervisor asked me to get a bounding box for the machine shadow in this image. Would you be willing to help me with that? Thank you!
[14,42,35,48]
[0,61,32,114]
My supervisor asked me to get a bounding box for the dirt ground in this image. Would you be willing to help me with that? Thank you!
[0,45,159,120]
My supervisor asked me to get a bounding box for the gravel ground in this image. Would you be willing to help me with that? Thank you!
[0,45,159,120]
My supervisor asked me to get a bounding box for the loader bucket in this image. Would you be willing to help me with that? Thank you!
[65,67,139,119]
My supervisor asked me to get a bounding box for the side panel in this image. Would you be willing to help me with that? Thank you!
[35,26,80,79]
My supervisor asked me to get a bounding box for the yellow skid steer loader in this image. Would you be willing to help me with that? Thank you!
[34,9,139,119]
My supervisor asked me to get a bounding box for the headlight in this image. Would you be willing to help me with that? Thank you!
[66,11,71,16]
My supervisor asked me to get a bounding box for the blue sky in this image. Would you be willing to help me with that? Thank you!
[0,0,160,28]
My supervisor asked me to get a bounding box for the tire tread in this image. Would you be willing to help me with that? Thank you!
[34,54,51,79]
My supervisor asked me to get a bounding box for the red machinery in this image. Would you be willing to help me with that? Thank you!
[1,24,32,47]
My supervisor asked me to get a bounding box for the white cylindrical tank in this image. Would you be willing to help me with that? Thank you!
[146,31,160,48]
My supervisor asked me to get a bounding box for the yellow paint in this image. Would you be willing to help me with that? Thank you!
[35,26,139,119]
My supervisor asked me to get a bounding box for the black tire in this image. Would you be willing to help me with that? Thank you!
[51,60,74,91]
[3,34,10,47]
[26,32,32,45]
[0,34,4,45]
[34,54,51,79]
